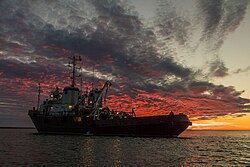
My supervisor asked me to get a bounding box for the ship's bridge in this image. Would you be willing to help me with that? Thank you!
[62,86,80,105]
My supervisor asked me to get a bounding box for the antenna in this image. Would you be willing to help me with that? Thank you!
[80,66,83,93]
[72,56,76,87]
[37,83,41,110]
[92,64,95,89]
[68,55,82,87]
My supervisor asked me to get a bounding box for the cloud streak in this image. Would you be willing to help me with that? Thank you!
[197,0,249,52]
[233,66,250,74]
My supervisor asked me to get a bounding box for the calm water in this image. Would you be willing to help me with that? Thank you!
[0,129,249,167]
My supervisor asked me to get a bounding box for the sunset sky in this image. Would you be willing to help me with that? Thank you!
[0,0,250,129]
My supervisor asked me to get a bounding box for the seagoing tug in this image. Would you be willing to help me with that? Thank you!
[28,56,192,137]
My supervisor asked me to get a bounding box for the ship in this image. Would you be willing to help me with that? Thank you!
[28,56,192,137]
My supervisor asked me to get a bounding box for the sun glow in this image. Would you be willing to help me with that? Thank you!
[190,113,250,130]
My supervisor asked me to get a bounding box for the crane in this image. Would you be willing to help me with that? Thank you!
[91,80,112,120]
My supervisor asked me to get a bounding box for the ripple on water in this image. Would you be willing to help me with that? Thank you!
[0,129,250,166]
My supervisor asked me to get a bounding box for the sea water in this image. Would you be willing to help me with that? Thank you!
[0,129,249,166]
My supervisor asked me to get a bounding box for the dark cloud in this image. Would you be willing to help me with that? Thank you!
[208,59,229,78]
[197,0,249,52]
[29,0,193,87]
[198,0,224,41]
[155,0,249,80]
[155,0,192,47]
[233,113,247,118]
[195,0,249,78]
[233,66,250,74]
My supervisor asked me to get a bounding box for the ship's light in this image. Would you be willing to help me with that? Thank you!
[68,105,73,109]
[50,95,53,98]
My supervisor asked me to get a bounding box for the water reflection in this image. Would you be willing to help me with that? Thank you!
[81,137,95,166]
[78,137,193,166]
[1,129,249,166]
[110,138,122,167]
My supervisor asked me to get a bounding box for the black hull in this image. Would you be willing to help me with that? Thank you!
[29,114,192,137]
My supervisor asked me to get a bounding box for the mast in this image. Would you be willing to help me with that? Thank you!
[92,64,95,89]
[69,55,81,87]
[72,56,76,87]
[80,67,83,93]
[37,83,41,110]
